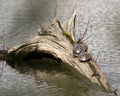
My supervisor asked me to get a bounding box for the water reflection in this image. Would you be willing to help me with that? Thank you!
[0,61,115,96]
[7,59,90,96]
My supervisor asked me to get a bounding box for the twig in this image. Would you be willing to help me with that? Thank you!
[29,1,41,27]
[83,33,91,42]
[82,25,92,42]
[1,29,6,50]
[0,29,6,78]
[95,52,100,62]
[56,20,64,32]
[78,23,82,40]
[53,0,57,18]
[81,17,90,41]
[0,61,5,78]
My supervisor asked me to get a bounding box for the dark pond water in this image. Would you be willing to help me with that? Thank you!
[0,0,120,96]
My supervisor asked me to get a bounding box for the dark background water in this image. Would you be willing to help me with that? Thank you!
[0,0,120,96]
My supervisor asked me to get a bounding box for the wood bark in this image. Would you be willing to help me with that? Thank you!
[7,11,112,93]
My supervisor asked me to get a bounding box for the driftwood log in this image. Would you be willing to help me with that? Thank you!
[6,11,112,93]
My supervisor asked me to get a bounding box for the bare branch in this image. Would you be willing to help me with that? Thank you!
[83,25,93,42]
[95,52,100,62]
[1,29,6,50]
[56,20,64,32]
[0,28,6,78]
[77,21,82,41]
[0,61,5,78]
[53,0,57,18]
[81,17,90,41]
[82,33,91,42]
[29,1,41,27]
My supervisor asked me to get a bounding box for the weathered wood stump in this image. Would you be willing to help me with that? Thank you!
[6,11,112,93]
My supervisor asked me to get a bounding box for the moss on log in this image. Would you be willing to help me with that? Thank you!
[7,11,112,93]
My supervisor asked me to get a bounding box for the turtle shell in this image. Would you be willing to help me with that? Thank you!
[73,43,81,57]
[78,52,92,62]
[73,42,88,57]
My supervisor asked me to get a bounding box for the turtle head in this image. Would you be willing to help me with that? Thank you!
[77,37,83,44]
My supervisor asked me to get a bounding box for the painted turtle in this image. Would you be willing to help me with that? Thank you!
[78,52,92,62]
[73,42,88,57]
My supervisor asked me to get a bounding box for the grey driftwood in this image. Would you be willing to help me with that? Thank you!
[7,11,112,93]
